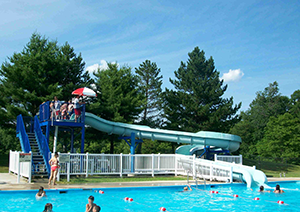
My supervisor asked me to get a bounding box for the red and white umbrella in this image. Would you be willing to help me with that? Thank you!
[72,87,97,97]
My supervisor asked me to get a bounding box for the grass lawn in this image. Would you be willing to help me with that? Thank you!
[58,175,187,184]
[0,154,9,173]
[244,158,300,177]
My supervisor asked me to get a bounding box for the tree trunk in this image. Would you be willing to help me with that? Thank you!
[110,139,114,153]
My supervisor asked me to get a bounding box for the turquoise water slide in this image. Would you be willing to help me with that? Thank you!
[85,112,267,187]
[85,112,242,152]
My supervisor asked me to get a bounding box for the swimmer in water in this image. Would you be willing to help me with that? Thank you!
[36,186,47,198]
[183,184,192,192]
[86,196,97,212]
[43,203,53,212]
[274,184,284,193]
[258,185,270,193]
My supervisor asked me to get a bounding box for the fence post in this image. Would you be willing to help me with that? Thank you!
[193,154,196,180]
[57,152,60,182]
[175,154,178,176]
[214,154,217,161]
[67,153,70,182]
[158,153,160,171]
[230,166,233,183]
[28,151,32,183]
[17,152,20,184]
[240,155,243,164]
[120,153,123,177]
[210,164,213,181]
[86,152,89,177]
[152,154,155,177]
[9,150,11,174]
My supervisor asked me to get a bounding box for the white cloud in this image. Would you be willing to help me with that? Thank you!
[220,69,244,82]
[86,60,109,75]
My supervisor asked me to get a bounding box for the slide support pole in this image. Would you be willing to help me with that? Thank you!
[130,132,135,173]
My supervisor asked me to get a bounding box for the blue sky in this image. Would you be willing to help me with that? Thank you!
[0,0,299,111]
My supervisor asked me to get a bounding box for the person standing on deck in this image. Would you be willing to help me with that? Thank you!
[48,152,60,186]
[73,95,85,122]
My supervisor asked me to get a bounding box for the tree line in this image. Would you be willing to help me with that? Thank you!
[0,33,299,163]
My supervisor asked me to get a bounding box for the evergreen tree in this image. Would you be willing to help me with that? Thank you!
[89,63,143,153]
[135,60,163,127]
[0,33,92,119]
[163,47,241,133]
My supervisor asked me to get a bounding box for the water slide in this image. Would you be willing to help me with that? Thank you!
[84,112,267,187]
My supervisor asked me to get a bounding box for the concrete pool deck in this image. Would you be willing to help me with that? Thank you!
[0,173,299,191]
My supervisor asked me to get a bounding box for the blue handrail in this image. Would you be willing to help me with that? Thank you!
[34,116,51,174]
[16,115,31,153]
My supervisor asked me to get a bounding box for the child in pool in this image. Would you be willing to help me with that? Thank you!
[36,186,47,198]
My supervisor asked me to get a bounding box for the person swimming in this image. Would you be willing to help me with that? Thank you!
[43,203,53,212]
[36,186,47,198]
[86,196,97,212]
[93,205,101,212]
[258,185,270,193]
[182,184,192,192]
[274,184,284,193]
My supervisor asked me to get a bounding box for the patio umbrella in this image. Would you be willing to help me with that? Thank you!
[72,87,97,97]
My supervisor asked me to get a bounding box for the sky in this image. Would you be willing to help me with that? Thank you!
[0,0,299,111]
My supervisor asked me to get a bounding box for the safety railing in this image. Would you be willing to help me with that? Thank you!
[9,150,32,183]
[176,154,233,183]
[16,115,31,153]
[57,153,179,181]
[34,116,51,174]
[214,154,243,164]
[39,101,85,124]
[56,153,232,183]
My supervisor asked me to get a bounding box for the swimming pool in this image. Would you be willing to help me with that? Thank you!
[1,181,300,212]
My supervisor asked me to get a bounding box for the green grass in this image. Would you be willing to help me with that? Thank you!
[244,158,300,177]
[0,154,9,173]
[58,175,187,184]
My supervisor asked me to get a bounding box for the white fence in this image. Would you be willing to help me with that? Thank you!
[176,154,233,183]
[9,150,32,183]
[214,154,243,164]
[57,153,178,181]
[8,151,242,184]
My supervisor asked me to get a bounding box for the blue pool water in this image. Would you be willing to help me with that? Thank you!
[1,181,300,212]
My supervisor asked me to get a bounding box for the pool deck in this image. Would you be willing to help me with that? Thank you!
[0,173,299,191]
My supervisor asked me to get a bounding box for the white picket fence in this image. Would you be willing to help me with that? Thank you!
[9,150,32,183]
[56,153,240,183]
[214,154,243,164]
[8,151,242,184]
[57,153,178,181]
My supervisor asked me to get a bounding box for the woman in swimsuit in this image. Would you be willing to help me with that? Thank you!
[48,152,60,186]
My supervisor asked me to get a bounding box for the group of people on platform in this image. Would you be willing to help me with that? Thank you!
[49,96,84,122]
[36,187,101,212]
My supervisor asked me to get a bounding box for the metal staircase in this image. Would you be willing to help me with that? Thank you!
[27,133,48,177]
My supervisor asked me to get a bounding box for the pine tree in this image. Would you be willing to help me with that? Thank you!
[135,60,163,127]
[135,60,163,153]
[163,47,241,133]
[0,33,92,119]
[89,63,143,153]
